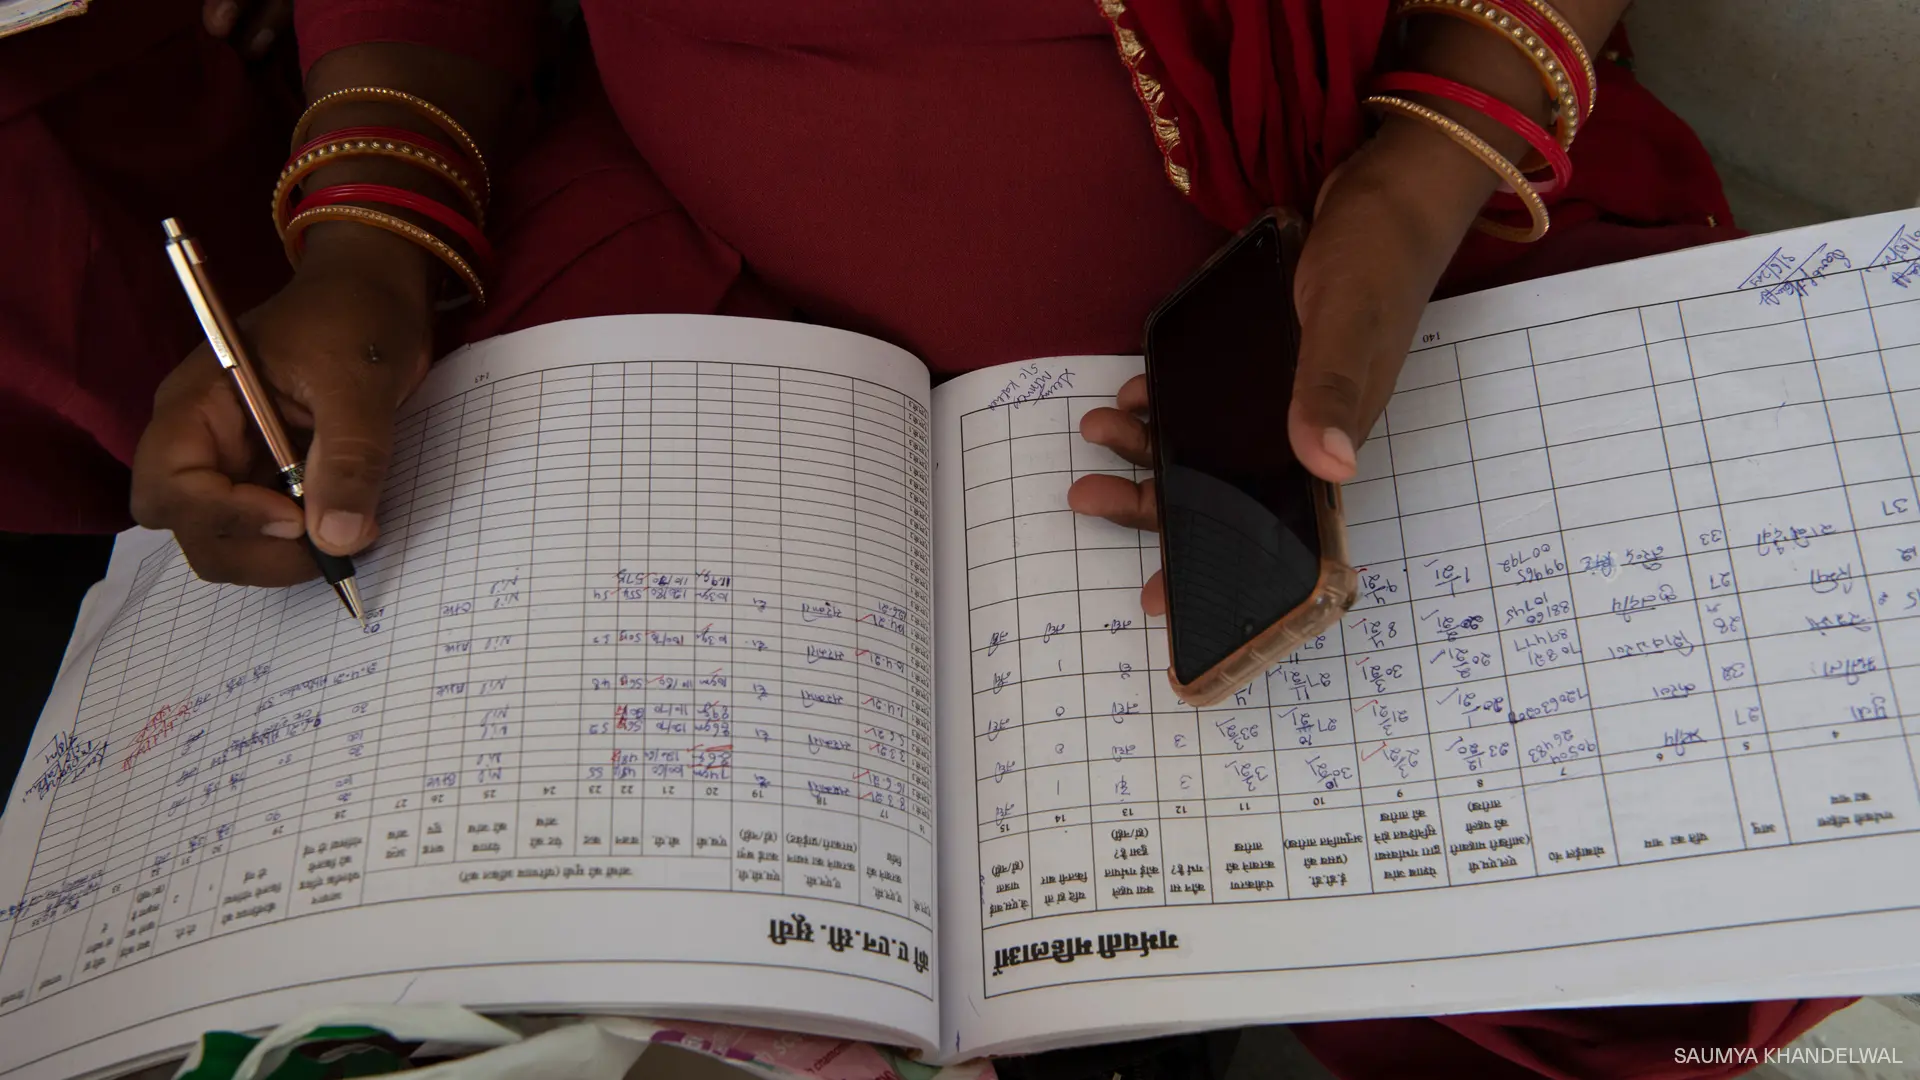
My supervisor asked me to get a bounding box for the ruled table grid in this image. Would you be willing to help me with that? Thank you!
[965,261,1920,926]
[3,359,935,1013]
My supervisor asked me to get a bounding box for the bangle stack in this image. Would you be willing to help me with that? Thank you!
[271,88,492,306]
[1371,0,1597,243]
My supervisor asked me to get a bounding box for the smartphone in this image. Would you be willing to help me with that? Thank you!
[1143,209,1356,708]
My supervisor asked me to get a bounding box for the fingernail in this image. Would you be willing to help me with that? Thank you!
[209,0,238,34]
[1321,428,1357,470]
[248,27,274,54]
[318,511,364,549]
[261,519,305,540]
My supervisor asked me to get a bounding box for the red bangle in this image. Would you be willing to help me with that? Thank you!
[1370,71,1571,202]
[290,183,494,271]
[289,125,476,181]
[1483,0,1594,121]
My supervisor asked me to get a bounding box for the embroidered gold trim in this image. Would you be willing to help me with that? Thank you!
[1097,0,1192,195]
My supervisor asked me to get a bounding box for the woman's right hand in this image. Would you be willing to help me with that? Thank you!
[131,227,439,586]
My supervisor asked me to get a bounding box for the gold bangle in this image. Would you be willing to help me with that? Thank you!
[271,137,486,235]
[1365,94,1549,243]
[1392,0,1579,147]
[1513,0,1597,118]
[284,204,488,307]
[293,87,491,202]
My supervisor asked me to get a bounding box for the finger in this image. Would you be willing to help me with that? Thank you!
[178,526,323,587]
[1142,570,1166,618]
[137,470,317,586]
[1078,407,1153,468]
[131,367,307,538]
[1114,373,1149,415]
[234,0,292,56]
[299,364,400,556]
[1067,474,1159,533]
[202,0,238,37]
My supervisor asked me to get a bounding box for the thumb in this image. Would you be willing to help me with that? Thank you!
[302,376,398,556]
[1289,151,1466,483]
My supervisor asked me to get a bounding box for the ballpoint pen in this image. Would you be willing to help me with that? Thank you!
[161,217,368,625]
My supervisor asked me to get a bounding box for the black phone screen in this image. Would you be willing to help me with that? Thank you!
[1145,216,1322,686]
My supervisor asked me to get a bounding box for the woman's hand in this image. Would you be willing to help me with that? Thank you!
[1068,115,1499,597]
[130,227,438,586]
[202,0,293,58]
[1286,113,1500,481]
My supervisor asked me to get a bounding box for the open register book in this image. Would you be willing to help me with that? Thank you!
[7,210,1920,1080]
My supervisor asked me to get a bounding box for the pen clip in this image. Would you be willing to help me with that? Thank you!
[162,218,238,373]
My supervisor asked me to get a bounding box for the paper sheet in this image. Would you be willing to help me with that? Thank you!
[933,213,1920,1059]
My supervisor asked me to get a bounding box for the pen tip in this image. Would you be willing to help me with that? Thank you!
[162,218,185,239]
[336,578,368,627]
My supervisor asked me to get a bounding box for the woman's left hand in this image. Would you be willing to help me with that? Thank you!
[202,0,292,57]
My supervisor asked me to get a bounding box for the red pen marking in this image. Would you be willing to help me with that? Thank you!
[121,702,185,771]
[855,649,870,659]
[1362,741,1388,761]
[1350,616,1369,629]
[1354,699,1380,715]
[1353,655,1372,669]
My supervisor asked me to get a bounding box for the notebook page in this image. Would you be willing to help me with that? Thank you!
[933,213,1920,1059]
[0,0,85,39]
[0,316,939,1080]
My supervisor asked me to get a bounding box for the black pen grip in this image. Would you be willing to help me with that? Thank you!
[285,489,358,586]
[302,535,359,587]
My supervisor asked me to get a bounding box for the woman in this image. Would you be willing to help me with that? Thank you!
[122,1,1847,1075]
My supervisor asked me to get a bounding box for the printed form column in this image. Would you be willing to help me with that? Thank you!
[1384,348,1515,888]
[223,588,339,940]
[421,387,493,868]
[1454,329,1586,875]
[510,365,591,862]
[290,412,425,918]
[1447,331,1555,883]
[644,362,698,861]
[94,561,197,966]
[367,398,460,881]
[693,363,737,866]
[1065,391,1166,912]
[575,362,626,857]
[730,364,785,891]
[517,364,594,860]
[146,583,244,952]
[1643,300,1787,850]
[611,361,652,857]
[27,551,145,993]
[1539,308,1735,863]
[289,596,381,918]
[779,370,862,905]
[901,392,937,925]
[1338,403,1437,892]
[1006,395,1096,919]
[852,378,914,917]
[962,403,1031,925]
[1861,254,1920,817]
[1360,351,1470,888]
[455,371,539,863]
[1701,275,1915,839]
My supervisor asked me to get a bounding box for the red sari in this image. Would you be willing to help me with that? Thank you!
[0,3,1858,1070]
